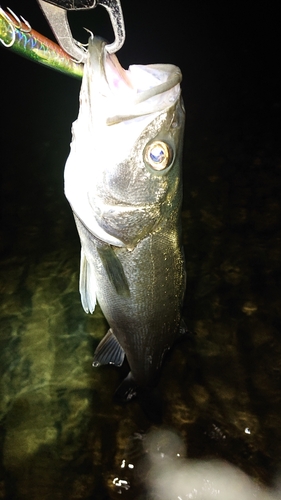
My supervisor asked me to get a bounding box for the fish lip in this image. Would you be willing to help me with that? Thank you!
[87,36,182,121]
[87,36,133,95]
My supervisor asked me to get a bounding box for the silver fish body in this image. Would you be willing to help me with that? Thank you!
[65,37,185,392]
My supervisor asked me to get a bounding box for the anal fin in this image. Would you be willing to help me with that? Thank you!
[92,329,125,367]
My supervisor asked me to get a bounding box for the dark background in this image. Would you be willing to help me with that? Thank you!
[1,0,280,280]
[1,0,280,193]
[1,0,280,237]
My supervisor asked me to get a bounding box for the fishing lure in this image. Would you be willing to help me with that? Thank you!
[0,7,83,78]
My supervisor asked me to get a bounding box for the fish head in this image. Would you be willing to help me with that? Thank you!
[65,37,185,248]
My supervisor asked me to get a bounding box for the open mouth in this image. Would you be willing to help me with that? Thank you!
[87,37,181,103]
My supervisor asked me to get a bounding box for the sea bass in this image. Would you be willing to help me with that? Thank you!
[64,36,186,398]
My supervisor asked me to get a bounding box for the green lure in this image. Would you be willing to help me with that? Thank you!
[0,7,83,79]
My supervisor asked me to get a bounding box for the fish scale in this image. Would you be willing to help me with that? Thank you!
[65,36,186,398]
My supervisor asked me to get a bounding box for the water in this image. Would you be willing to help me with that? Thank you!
[1,1,280,498]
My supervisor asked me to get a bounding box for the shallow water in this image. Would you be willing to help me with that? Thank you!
[1,1,281,498]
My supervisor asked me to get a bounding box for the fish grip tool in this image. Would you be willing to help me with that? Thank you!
[36,0,125,62]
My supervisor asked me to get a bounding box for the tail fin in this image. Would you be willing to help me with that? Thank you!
[114,373,163,423]
[114,372,138,402]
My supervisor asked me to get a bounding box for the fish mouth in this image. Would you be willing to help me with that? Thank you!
[87,37,182,124]
[64,37,184,249]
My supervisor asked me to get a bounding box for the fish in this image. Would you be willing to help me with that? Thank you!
[64,35,186,399]
[0,7,83,79]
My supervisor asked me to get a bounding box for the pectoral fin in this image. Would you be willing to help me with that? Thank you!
[92,328,125,367]
[79,248,96,313]
[97,244,130,297]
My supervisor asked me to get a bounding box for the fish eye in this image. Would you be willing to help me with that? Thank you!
[144,140,174,173]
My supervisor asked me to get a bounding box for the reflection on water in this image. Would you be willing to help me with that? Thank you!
[1,9,281,499]
[1,114,280,498]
